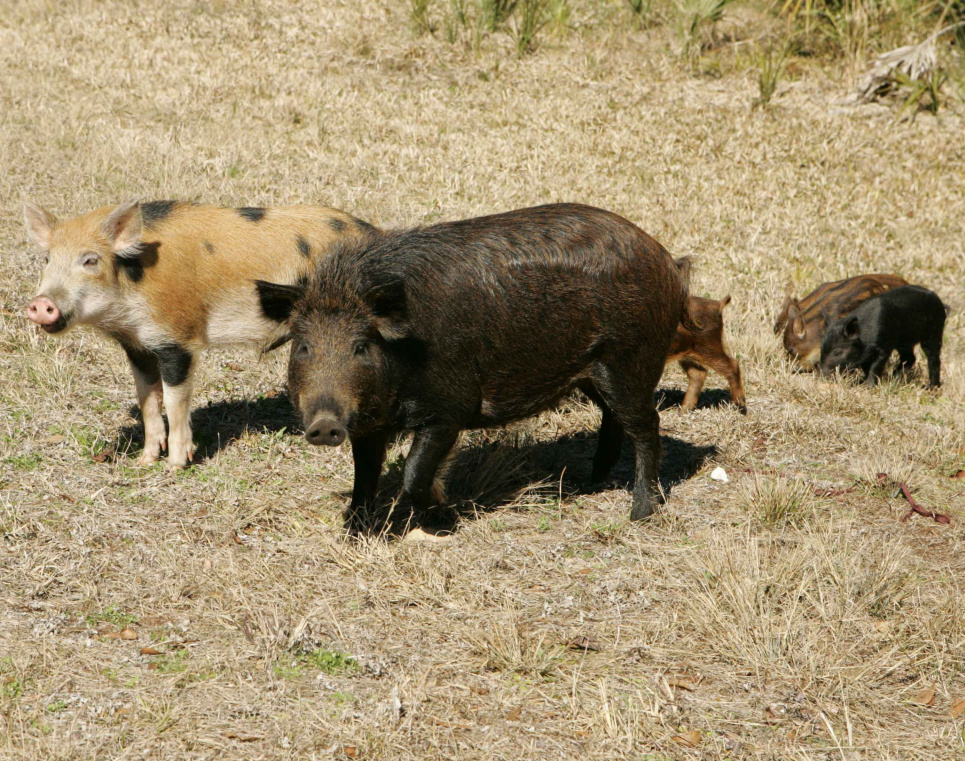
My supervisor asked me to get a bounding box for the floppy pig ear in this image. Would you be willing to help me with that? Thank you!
[24,202,57,249]
[843,316,860,339]
[366,279,409,341]
[103,199,143,254]
[255,280,305,324]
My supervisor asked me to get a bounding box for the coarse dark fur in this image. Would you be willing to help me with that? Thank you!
[666,295,746,414]
[774,274,908,369]
[819,285,946,388]
[258,203,688,533]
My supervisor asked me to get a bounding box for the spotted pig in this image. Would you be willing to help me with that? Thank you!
[24,200,373,468]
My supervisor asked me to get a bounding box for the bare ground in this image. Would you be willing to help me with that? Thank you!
[1,2,965,759]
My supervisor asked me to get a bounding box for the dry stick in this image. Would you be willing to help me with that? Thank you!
[876,473,951,525]
[733,468,950,524]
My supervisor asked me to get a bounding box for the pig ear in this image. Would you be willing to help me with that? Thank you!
[255,280,305,324]
[773,290,793,334]
[102,199,143,254]
[366,279,409,340]
[843,315,860,339]
[24,202,57,248]
[788,300,806,338]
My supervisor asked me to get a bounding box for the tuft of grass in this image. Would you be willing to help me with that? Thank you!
[509,0,548,55]
[626,0,654,29]
[756,44,789,108]
[894,69,947,120]
[409,0,435,36]
[744,475,820,528]
[473,616,564,677]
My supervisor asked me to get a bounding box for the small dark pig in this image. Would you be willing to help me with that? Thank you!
[23,200,372,468]
[774,274,908,368]
[258,203,688,531]
[666,295,746,413]
[819,285,946,387]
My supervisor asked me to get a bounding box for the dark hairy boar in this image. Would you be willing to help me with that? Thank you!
[666,294,746,413]
[258,204,689,531]
[819,285,946,387]
[774,274,908,368]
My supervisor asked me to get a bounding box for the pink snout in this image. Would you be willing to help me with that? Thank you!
[26,296,61,326]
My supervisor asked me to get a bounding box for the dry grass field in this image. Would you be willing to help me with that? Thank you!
[2,1,965,758]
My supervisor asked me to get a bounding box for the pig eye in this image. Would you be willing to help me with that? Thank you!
[80,253,99,268]
[295,342,310,358]
[353,341,370,357]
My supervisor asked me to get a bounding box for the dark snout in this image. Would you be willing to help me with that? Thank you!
[306,417,347,447]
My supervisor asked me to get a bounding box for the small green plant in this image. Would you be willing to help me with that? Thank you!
[676,0,736,52]
[1,677,22,700]
[481,0,517,32]
[410,0,435,35]
[46,700,68,713]
[546,0,571,34]
[510,0,548,55]
[273,661,303,680]
[6,452,42,471]
[301,648,359,674]
[85,605,138,629]
[152,650,190,675]
[756,44,788,108]
[626,0,653,28]
[894,69,947,120]
[536,515,552,532]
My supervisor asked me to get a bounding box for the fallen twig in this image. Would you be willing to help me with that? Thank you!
[876,473,951,525]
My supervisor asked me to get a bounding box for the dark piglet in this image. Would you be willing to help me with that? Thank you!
[775,274,908,369]
[819,285,946,387]
[666,294,746,414]
[258,204,688,532]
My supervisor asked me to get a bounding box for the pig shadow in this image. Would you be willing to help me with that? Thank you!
[361,429,717,536]
[114,392,298,463]
[655,387,738,413]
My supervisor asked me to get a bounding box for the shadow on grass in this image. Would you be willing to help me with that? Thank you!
[358,427,717,537]
[655,386,739,413]
[114,392,298,463]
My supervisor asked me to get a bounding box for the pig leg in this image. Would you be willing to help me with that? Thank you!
[862,349,889,386]
[122,345,167,465]
[699,355,748,414]
[580,383,624,483]
[347,432,388,533]
[921,338,942,388]
[156,346,196,469]
[403,426,460,510]
[594,367,662,521]
[896,347,916,379]
[678,359,707,412]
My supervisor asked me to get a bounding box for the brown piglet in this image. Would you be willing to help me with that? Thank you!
[666,295,746,414]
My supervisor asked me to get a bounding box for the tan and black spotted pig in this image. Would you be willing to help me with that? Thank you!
[24,200,374,469]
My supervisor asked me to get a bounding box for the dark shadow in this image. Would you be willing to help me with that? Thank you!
[114,392,298,463]
[352,428,717,537]
[655,387,739,413]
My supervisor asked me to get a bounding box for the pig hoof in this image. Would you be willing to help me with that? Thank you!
[136,452,160,466]
[165,460,189,472]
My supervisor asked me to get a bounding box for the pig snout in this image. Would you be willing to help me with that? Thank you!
[305,417,347,447]
[26,296,60,326]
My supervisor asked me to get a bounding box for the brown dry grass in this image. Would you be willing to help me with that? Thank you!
[2,1,965,759]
